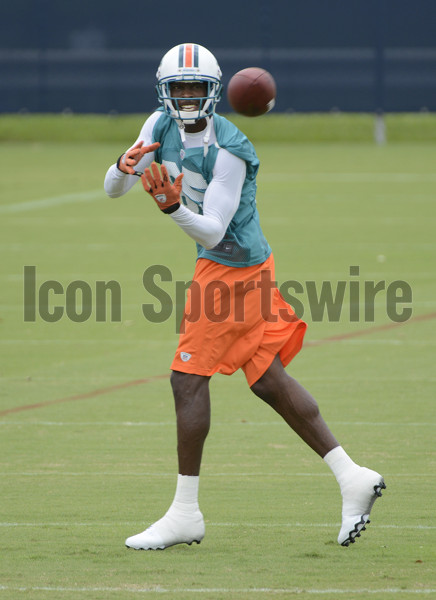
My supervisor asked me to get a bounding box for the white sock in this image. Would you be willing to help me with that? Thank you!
[323,446,359,488]
[170,474,200,512]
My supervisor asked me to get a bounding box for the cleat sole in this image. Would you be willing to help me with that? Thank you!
[374,480,386,497]
[339,473,386,547]
[341,516,370,547]
[126,538,202,551]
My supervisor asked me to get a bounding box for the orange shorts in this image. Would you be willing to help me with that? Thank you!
[171,253,307,386]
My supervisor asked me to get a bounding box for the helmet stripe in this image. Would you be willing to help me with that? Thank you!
[185,44,193,67]
[177,43,200,69]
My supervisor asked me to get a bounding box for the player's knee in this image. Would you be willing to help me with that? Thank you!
[170,370,210,399]
[250,357,283,402]
[170,370,196,392]
[170,370,185,395]
[250,373,275,404]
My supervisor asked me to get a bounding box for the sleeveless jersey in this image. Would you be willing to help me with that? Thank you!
[151,111,271,267]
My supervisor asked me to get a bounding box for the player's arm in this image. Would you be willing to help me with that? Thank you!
[172,149,245,248]
[142,149,246,249]
[104,112,161,198]
[117,141,160,176]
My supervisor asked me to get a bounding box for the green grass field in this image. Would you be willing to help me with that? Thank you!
[0,114,435,599]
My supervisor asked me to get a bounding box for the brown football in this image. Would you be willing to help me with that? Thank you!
[227,67,276,117]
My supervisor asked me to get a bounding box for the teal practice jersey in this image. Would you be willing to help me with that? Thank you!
[152,111,271,267]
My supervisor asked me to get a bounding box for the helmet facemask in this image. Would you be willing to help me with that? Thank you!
[156,78,222,124]
[155,44,223,126]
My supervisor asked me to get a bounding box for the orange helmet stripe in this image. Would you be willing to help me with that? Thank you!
[184,44,193,67]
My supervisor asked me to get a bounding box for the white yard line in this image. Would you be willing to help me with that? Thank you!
[0,522,434,530]
[0,421,434,427]
[0,584,435,595]
[0,189,106,214]
[0,472,432,478]
[0,422,436,427]
[1,172,435,216]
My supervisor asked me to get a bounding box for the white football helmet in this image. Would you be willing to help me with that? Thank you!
[156,43,222,124]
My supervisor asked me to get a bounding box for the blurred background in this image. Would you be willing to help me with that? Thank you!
[1,0,435,114]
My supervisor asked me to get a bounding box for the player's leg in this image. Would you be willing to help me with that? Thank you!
[125,372,210,550]
[250,354,385,546]
[171,370,211,476]
[250,354,338,456]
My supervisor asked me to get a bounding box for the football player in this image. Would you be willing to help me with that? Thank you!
[104,43,385,550]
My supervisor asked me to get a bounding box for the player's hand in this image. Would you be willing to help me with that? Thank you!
[117,141,160,175]
[141,163,183,214]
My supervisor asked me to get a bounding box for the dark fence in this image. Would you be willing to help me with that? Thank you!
[1,0,435,113]
[1,47,435,114]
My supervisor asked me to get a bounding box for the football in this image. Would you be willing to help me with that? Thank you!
[227,67,276,117]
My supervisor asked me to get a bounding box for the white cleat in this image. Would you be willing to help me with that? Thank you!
[125,507,205,550]
[338,467,386,547]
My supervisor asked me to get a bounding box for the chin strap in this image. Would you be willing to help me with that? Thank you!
[202,118,212,157]
[178,121,187,145]
[176,117,213,157]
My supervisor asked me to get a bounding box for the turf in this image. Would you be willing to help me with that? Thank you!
[1,112,436,143]
[0,115,435,599]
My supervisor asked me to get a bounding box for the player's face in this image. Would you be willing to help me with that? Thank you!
[169,81,207,109]
[169,81,208,132]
